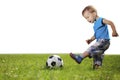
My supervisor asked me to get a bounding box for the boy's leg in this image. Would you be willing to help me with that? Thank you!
[70,51,89,64]
[93,54,104,69]
[92,39,110,69]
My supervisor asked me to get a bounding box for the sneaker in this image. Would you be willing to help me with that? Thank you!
[70,53,83,64]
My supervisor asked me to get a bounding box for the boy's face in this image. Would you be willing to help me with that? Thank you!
[83,10,97,23]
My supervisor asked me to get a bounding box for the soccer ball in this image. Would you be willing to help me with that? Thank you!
[46,55,63,68]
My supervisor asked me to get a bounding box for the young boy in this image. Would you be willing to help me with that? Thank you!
[70,5,119,69]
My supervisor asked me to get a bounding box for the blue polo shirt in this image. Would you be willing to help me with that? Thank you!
[93,17,110,40]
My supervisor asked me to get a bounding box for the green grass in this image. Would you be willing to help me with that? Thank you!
[0,54,120,80]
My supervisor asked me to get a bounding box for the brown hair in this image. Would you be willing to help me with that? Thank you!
[82,5,97,16]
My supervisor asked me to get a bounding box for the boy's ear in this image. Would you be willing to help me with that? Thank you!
[93,12,97,16]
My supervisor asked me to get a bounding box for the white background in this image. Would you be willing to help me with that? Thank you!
[0,0,120,54]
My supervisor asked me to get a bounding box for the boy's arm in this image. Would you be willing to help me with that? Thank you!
[103,18,119,37]
[86,36,95,44]
[90,36,95,41]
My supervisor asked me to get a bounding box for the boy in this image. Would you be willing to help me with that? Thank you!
[70,5,119,69]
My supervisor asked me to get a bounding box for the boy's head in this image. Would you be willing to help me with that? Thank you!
[82,5,98,23]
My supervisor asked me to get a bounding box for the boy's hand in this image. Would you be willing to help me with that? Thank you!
[86,39,93,44]
[112,32,119,37]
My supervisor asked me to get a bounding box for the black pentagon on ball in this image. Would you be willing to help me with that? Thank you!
[57,57,62,61]
[51,61,56,66]
[46,62,48,66]
[49,55,54,58]
[46,62,51,68]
